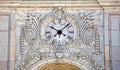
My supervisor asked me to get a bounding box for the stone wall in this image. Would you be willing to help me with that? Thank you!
[0,1,119,70]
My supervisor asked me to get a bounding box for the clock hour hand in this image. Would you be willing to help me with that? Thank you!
[54,33,57,37]
[49,26,58,31]
[62,33,66,36]
[54,33,61,39]
[61,23,70,31]
[54,33,66,37]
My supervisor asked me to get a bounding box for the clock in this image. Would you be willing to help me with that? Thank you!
[41,7,78,46]
[45,19,74,46]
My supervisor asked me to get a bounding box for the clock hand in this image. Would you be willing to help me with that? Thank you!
[62,33,66,36]
[54,33,57,37]
[58,34,61,39]
[49,26,58,31]
[54,33,66,37]
[54,33,61,39]
[54,30,62,37]
[61,23,70,31]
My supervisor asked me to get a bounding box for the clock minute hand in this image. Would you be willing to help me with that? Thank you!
[50,26,58,31]
[61,23,70,31]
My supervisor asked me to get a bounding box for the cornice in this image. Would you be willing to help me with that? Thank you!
[0,1,119,10]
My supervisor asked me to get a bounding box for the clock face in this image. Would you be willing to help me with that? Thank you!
[45,19,74,46]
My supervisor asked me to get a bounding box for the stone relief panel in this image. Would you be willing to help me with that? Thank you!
[15,7,104,70]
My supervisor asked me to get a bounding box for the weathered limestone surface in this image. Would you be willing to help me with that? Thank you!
[0,1,119,70]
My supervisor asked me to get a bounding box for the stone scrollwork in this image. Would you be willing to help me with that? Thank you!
[17,11,41,44]
[16,11,42,70]
[78,11,100,45]
[15,7,104,70]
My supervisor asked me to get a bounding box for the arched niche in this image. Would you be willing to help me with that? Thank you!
[28,57,94,70]
[37,63,81,70]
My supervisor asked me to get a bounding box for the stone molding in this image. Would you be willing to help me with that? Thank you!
[0,1,120,10]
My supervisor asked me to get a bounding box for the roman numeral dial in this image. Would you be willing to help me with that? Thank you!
[45,19,74,46]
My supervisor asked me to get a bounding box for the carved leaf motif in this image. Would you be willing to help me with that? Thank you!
[79,11,99,45]
[18,11,41,44]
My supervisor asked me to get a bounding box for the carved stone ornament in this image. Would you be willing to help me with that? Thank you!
[15,7,104,70]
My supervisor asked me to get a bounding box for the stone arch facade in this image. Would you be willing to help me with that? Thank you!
[15,6,104,70]
[28,57,93,70]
